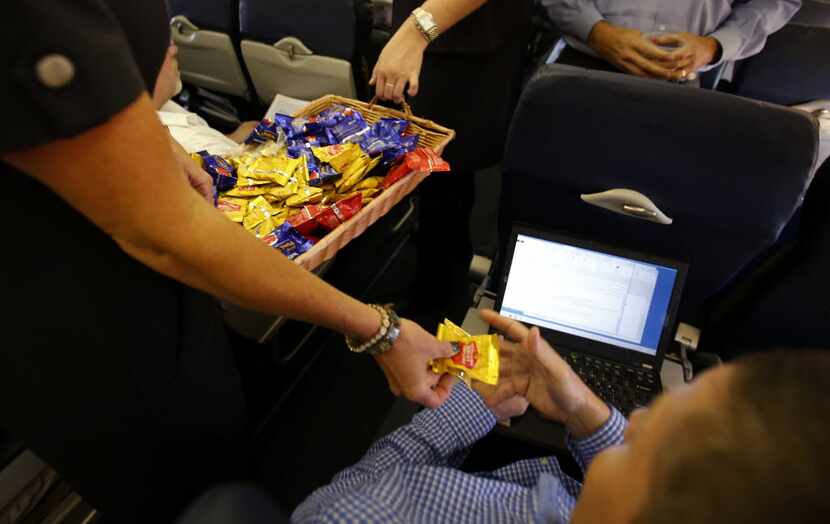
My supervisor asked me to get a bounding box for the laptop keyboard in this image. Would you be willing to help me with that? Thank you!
[566,352,660,417]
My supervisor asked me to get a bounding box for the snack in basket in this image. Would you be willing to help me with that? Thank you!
[216,196,248,223]
[264,183,299,203]
[238,155,300,186]
[308,164,342,187]
[431,319,499,386]
[315,194,363,231]
[287,204,324,236]
[244,119,286,146]
[312,143,362,173]
[331,108,372,144]
[383,147,451,190]
[354,176,384,191]
[262,222,314,260]
[285,186,324,207]
[198,151,238,192]
[224,183,273,198]
[337,154,382,193]
[243,196,285,232]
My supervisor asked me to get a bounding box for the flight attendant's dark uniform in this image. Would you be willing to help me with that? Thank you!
[0,2,247,522]
[392,1,533,324]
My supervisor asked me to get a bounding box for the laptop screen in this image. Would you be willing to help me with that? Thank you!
[500,234,679,357]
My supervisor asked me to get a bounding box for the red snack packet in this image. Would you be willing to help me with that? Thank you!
[316,194,364,231]
[382,148,451,190]
[287,205,324,236]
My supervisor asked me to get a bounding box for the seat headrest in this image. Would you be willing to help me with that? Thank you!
[166,0,237,33]
[239,0,355,61]
[504,65,819,238]
[733,24,830,106]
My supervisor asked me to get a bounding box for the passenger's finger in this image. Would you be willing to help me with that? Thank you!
[633,39,674,62]
[431,373,456,405]
[626,52,675,79]
[434,340,458,359]
[479,309,530,341]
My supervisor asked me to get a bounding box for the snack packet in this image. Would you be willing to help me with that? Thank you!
[216,196,248,223]
[431,319,499,386]
[315,194,363,231]
[287,204,324,236]
[382,147,451,190]
[286,186,323,207]
[312,143,362,173]
[262,222,314,260]
[239,155,300,186]
[197,151,238,192]
[223,183,273,198]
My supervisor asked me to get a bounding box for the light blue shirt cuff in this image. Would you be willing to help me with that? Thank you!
[571,8,606,43]
[566,407,627,468]
[709,26,744,68]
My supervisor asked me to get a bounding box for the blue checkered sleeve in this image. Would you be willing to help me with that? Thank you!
[567,407,627,472]
[292,384,497,523]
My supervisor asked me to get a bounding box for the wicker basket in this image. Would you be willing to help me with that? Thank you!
[291,95,455,271]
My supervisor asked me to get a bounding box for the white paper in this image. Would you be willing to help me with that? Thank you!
[264,94,311,120]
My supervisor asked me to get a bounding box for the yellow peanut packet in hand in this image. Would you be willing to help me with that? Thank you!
[431,319,499,386]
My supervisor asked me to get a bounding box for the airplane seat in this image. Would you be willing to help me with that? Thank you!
[729,0,830,106]
[239,0,358,104]
[175,485,287,524]
[167,0,251,100]
[500,65,819,341]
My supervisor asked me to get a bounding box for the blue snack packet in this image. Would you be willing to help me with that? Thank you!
[197,151,238,192]
[308,164,342,187]
[331,109,371,144]
[262,222,314,260]
[244,119,284,145]
[380,134,420,167]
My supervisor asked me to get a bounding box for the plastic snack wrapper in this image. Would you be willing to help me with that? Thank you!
[286,186,323,207]
[198,151,238,192]
[312,143,362,173]
[243,196,285,233]
[286,204,324,236]
[383,147,451,190]
[238,155,300,186]
[244,119,286,146]
[223,183,273,198]
[337,154,382,193]
[262,222,314,260]
[216,196,248,223]
[315,194,363,231]
[431,319,499,386]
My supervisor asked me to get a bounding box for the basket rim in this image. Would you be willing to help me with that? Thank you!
[294,94,456,153]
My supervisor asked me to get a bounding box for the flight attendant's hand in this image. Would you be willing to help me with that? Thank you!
[375,318,458,408]
[370,20,428,103]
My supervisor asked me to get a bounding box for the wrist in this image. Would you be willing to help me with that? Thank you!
[400,16,430,52]
[587,20,612,49]
[565,390,611,439]
[349,303,383,340]
[704,36,721,65]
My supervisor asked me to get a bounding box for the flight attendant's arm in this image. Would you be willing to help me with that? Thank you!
[372,0,489,102]
[3,94,456,409]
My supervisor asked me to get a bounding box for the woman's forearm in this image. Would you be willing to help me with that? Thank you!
[5,95,381,340]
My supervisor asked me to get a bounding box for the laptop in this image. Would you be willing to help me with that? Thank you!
[495,226,688,416]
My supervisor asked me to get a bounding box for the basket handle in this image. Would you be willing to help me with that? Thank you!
[368,96,414,120]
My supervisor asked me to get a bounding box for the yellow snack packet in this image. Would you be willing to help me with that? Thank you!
[285,186,324,207]
[338,154,381,193]
[240,155,300,186]
[216,196,248,223]
[431,319,500,386]
[312,143,362,173]
[223,184,273,197]
[243,196,284,232]
[263,183,299,204]
[354,176,384,191]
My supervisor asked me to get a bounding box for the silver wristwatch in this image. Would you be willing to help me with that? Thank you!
[412,7,441,43]
[346,305,402,356]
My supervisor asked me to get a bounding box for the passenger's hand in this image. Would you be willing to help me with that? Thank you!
[587,21,685,81]
[649,32,720,76]
[370,21,428,102]
[479,310,610,438]
[473,380,529,421]
[375,318,457,409]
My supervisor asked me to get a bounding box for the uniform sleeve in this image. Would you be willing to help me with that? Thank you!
[709,0,802,64]
[541,0,605,42]
[0,1,147,154]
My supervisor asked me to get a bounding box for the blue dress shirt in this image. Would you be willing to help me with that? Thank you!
[542,0,801,67]
[292,384,626,523]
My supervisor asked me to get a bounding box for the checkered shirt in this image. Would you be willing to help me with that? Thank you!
[292,384,627,523]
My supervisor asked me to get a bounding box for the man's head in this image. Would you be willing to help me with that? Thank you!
[152,42,183,110]
[572,350,830,524]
